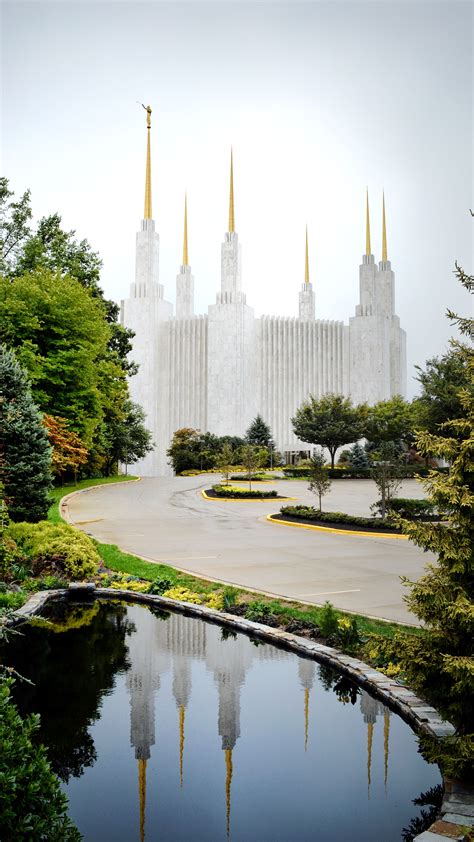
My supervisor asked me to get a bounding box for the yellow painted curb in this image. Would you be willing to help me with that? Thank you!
[266,514,409,539]
[201,489,296,502]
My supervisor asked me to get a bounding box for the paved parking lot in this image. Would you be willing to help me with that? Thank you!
[65,475,433,625]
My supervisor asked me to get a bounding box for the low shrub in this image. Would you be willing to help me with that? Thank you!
[212,484,278,499]
[148,574,177,595]
[0,677,81,841]
[162,586,203,604]
[6,521,99,579]
[318,601,339,637]
[223,586,239,609]
[388,498,439,519]
[245,600,275,622]
[205,592,224,610]
[336,616,361,650]
[279,505,397,531]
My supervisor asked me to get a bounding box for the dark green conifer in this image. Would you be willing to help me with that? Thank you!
[0,345,52,521]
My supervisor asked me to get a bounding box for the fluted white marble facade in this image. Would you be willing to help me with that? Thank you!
[121,218,406,476]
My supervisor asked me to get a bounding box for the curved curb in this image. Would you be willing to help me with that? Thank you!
[266,514,409,540]
[201,489,297,502]
[60,477,142,524]
[7,586,469,841]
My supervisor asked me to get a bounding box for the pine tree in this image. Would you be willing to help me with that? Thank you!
[380,258,474,779]
[0,345,52,521]
[349,442,369,470]
[245,414,274,448]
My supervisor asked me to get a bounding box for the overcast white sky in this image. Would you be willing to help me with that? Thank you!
[2,1,473,398]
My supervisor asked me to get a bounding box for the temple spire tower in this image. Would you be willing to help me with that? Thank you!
[131,104,162,299]
[176,193,195,318]
[298,225,316,319]
[219,148,244,304]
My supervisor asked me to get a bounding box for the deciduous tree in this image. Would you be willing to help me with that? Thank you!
[43,415,88,481]
[308,450,331,511]
[292,393,366,468]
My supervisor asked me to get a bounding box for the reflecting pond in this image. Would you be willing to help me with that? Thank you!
[3,600,441,841]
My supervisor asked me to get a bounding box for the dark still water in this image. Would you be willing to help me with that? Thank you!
[3,600,441,842]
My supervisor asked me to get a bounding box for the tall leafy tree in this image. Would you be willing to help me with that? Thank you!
[0,345,52,522]
[0,178,32,276]
[0,269,112,444]
[245,414,274,448]
[292,393,367,468]
[43,415,89,481]
[364,395,414,448]
[101,399,153,476]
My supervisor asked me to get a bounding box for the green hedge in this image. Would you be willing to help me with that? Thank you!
[282,465,449,479]
[388,497,439,518]
[212,484,278,499]
[279,505,398,530]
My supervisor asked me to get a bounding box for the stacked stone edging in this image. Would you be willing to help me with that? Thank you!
[5,585,472,841]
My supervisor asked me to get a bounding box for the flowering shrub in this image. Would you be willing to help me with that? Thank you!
[162,586,203,604]
[336,615,361,649]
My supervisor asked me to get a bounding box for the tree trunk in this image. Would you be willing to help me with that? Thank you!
[330,448,336,469]
[318,491,322,511]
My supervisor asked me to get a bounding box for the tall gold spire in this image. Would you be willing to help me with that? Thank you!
[304,687,310,750]
[382,191,388,261]
[138,758,147,842]
[304,226,310,284]
[182,195,189,266]
[142,104,152,220]
[228,148,235,233]
[225,748,233,838]
[179,705,185,787]
[367,721,373,799]
[384,710,390,790]
[365,189,371,255]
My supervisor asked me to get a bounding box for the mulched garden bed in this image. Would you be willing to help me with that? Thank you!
[205,488,285,500]
[270,513,403,534]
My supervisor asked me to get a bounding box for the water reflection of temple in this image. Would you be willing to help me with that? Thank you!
[125,606,392,839]
[359,690,391,796]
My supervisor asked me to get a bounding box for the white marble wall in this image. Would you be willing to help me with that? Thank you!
[298,282,316,320]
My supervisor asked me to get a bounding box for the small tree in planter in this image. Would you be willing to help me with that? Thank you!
[308,450,332,511]
[370,442,404,518]
[216,443,234,485]
[240,445,266,491]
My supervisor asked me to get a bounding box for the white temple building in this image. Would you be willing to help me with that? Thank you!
[121,108,407,476]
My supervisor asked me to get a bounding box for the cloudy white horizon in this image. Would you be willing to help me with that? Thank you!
[2,1,472,399]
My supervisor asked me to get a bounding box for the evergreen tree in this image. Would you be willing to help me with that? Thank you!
[245,414,274,448]
[349,442,369,470]
[0,345,52,522]
[378,257,474,779]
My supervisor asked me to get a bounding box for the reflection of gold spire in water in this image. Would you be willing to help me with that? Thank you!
[228,149,235,233]
[138,758,147,842]
[304,687,309,751]
[382,191,388,261]
[304,226,310,284]
[384,710,390,791]
[225,748,233,838]
[182,194,189,266]
[179,705,185,787]
[365,189,371,255]
[143,105,152,220]
[367,721,373,798]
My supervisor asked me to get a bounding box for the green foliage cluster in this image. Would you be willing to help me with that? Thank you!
[0,346,52,522]
[167,426,279,475]
[244,600,275,622]
[212,484,278,499]
[0,180,151,480]
[245,414,274,448]
[388,498,439,519]
[279,505,398,531]
[307,449,332,510]
[0,677,81,841]
[291,393,367,468]
[6,521,99,579]
[148,574,177,595]
[374,263,474,780]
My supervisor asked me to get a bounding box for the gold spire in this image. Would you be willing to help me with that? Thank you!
[384,710,390,790]
[304,687,310,751]
[225,748,233,838]
[382,191,388,261]
[365,188,371,255]
[179,705,185,787]
[228,148,235,233]
[142,104,152,220]
[138,758,147,842]
[367,721,373,799]
[304,226,310,284]
[182,195,189,266]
